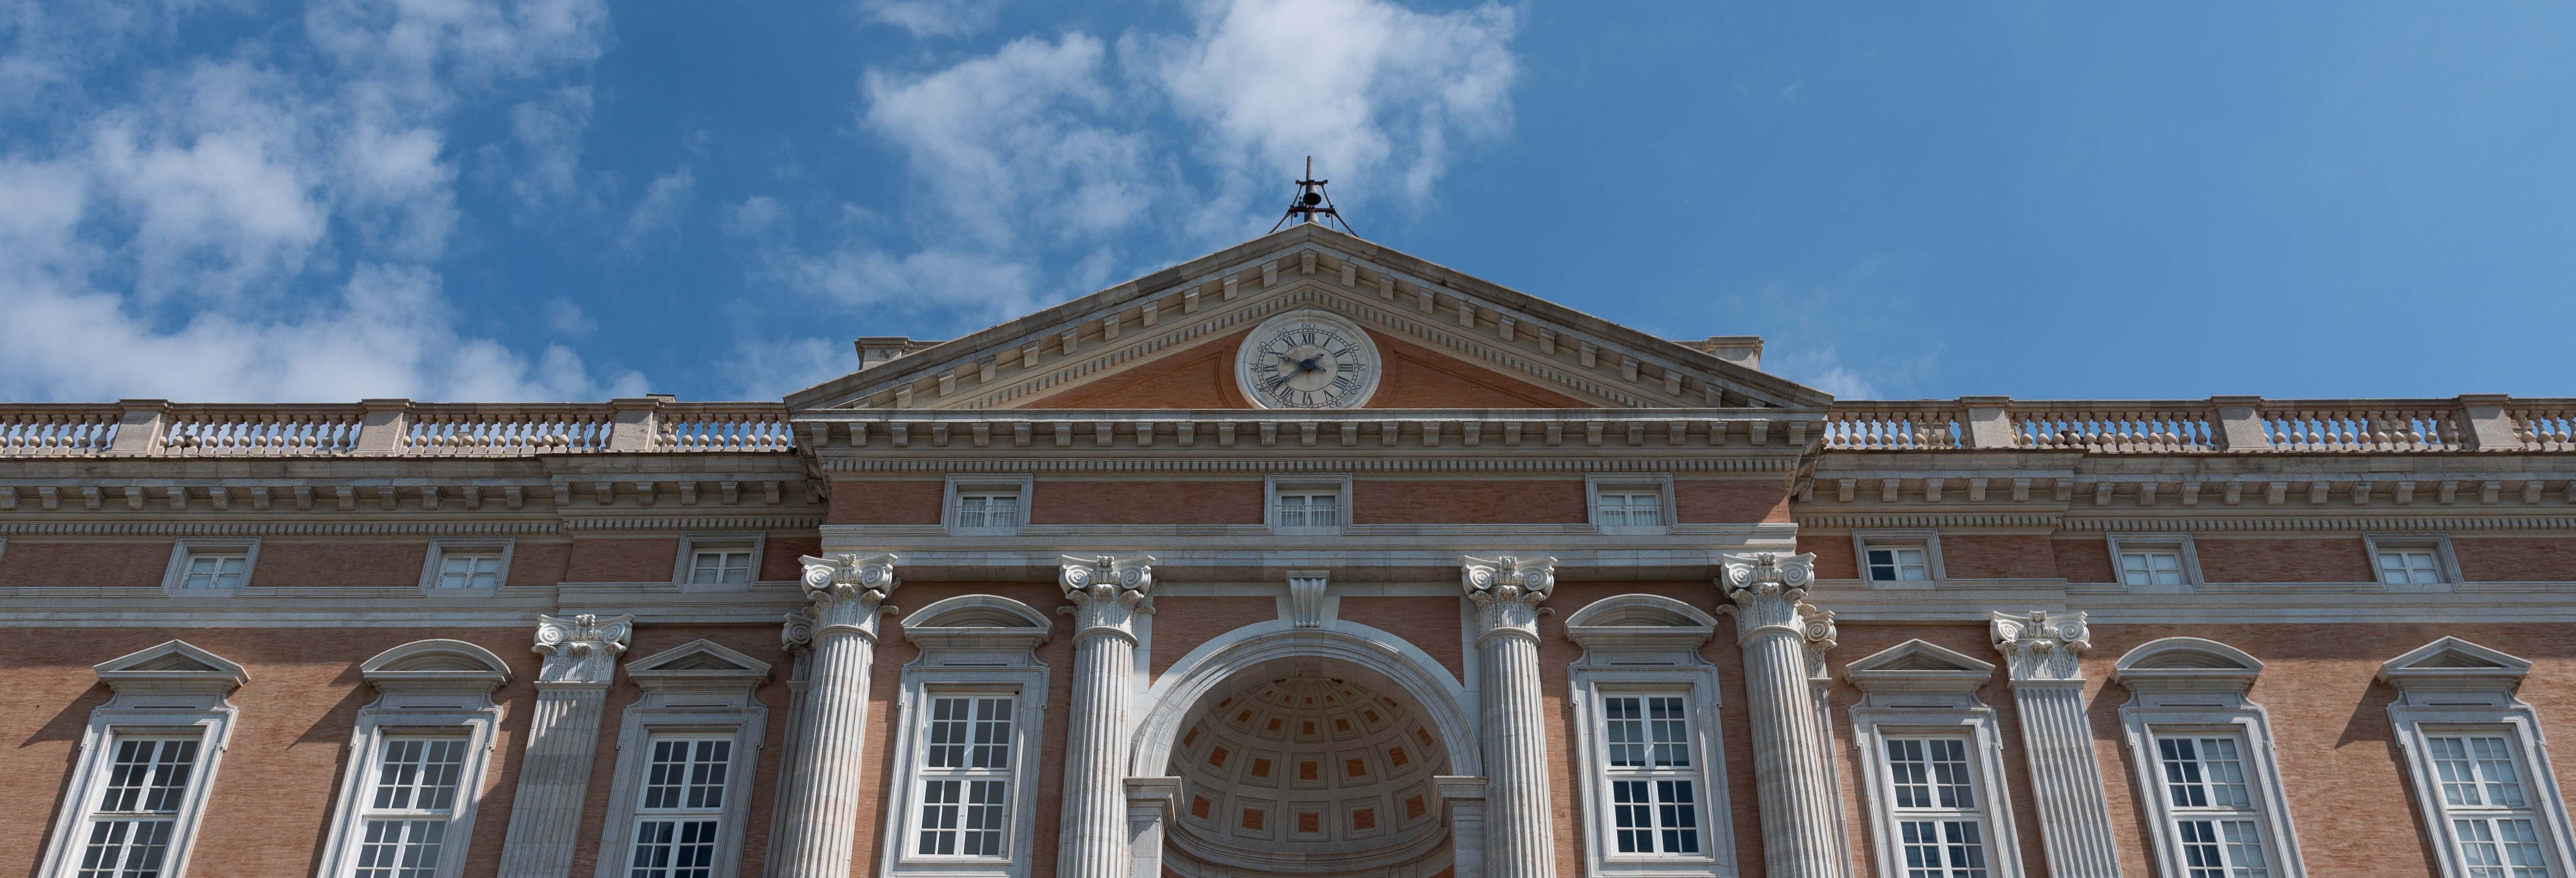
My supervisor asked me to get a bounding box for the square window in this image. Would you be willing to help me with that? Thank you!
[2379,549,2443,585]
[435,554,502,589]
[944,476,1034,536]
[1865,546,1930,582]
[180,553,248,589]
[674,534,763,589]
[1266,475,1351,535]
[2120,550,2185,586]
[1588,475,1675,535]
[161,539,259,593]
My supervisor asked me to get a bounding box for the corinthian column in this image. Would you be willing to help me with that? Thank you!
[772,553,899,878]
[1461,554,1559,878]
[1991,610,2124,878]
[1057,554,1156,878]
[496,613,633,878]
[1717,553,1845,878]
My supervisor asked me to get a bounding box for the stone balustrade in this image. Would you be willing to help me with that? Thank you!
[0,398,793,458]
[4,394,2568,458]
[1822,394,2573,453]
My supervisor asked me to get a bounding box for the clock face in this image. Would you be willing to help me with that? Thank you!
[1234,310,1383,409]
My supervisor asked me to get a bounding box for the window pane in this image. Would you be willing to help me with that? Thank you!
[370,738,467,813]
[641,738,730,812]
[628,818,719,878]
[101,738,198,814]
[353,818,446,878]
[2471,737,2528,808]
[2431,737,2487,807]
[437,553,501,588]
[77,818,174,878]
[1604,697,1644,768]
[918,780,960,856]
[1887,738,1931,810]
[2159,738,2210,808]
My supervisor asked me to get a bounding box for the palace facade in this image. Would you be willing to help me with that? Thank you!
[4,222,2575,878]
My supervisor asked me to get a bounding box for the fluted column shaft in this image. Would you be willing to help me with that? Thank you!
[497,614,632,878]
[1993,611,2124,878]
[1718,553,1844,878]
[1462,554,1559,878]
[1057,554,1155,878]
[773,553,899,878]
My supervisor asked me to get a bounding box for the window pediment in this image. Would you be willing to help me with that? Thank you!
[2379,636,2531,701]
[95,640,247,696]
[360,640,511,693]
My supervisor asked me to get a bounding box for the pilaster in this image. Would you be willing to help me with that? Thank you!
[1461,554,1559,878]
[1716,553,1846,878]
[1991,610,2124,878]
[495,613,632,878]
[771,552,898,878]
[1058,554,1156,878]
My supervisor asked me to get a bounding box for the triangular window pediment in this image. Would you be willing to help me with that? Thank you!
[788,224,1829,412]
[628,640,772,679]
[94,640,248,693]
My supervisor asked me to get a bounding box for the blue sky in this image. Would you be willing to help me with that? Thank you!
[4,1,2570,403]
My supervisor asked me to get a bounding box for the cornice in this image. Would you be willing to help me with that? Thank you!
[2061,515,2576,533]
[560,515,822,531]
[0,520,561,537]
[821,455,1799,475]
[1793,512,2063,530]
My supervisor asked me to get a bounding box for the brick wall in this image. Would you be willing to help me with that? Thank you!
[564,537,679,582]
[0,540,171,587]
[2196,537,2374,583]
[2454,537,2576,582]
[1939,534,2059,580]
[252,540,427,586]
[1349,480,1588,524]
[2053,537,2116,583]
[826,479,944,525]
[1028,480,1264,525]
[1675,479,1794,524]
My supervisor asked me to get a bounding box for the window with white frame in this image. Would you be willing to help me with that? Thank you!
[942,476,1033,537]
[2153,733,2274,878]
[627,738,734,878]
[76,736,203,878]
[161,539,259,592]
[2114,637,2311,878]
[1882,736,1992,878]
[1264,475,1351,536]
[1601,695,1701,855]
[1563,595,1738,878]
[316,640,509,878]
[1845,638,2025,878]
[672,534,763,589]
[2122,550,2184,586]
[1854,533,1940,585]
[915,696,1015,857]
[39,641,244,878]
[419,539,513,592]
[2373,540,2448,586]
[2425,734,2552,878]
[595,640,769,878]
[881,595,1053,878]
[351,736,470,878]
[1586,475,1674,535]
[2104,534,2200,592]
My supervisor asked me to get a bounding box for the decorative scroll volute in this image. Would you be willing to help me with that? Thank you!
[1716,552,1835,663]
[1461,555,1556,643]
[799,552,900,639]
[1990,610,2091,683]
[1060,554,1156,643]
[533,613,635,685]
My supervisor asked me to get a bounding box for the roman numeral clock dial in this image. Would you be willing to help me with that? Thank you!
[1233,309,1383,409]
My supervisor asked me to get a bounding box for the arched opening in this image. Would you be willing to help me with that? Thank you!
[1161,658,1454,878]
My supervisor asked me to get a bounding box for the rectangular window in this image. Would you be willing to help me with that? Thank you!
[77,737,200,878]
[2426,735,2552,878]
[1866,546,1931,583]
[178,553,247,589]
[953,493,1021,530]
[2156,735,2272,878]
[2378,548,2445,585]
[1275,493,1339,530]
[2120,550,2186,586]
[1596,491,1664,529]
[916,696,1014,858]
[1881,737,1988,878]
[350,737,469,878]
[627,738,732,878]
[687,549,753,586]
[433,554,502,589]
[1601,696,1699,855]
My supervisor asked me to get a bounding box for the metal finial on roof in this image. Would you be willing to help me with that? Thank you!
[1271,156,1356,235]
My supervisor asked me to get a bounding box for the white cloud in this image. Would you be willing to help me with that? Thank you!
[719,333,851,399]
[620,164,695,253]
[858,0,1005,39]
[1140,0,1518,222]
[860,33,1158,249]
[0,0,633,402]
[544,296,596,336]
[492,84,594,212]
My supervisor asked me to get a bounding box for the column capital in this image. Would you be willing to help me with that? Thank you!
[532,613,634,685]
[1060,554,1156,643]
[1461,554,1556,643]
[800,552,900,638]
[1716,553,1835,658]
[1990,609,2091,683]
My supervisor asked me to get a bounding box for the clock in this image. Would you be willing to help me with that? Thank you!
[1233,310,1383,409]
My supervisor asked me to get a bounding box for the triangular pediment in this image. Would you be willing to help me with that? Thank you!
[629,639,772,679]
[787,224,1830,411]
[95,640,248,691]
[1845,640,1995,695]
[2380,637,2528,675]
